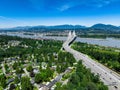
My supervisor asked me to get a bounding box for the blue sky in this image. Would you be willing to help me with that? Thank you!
[0,0,120,28]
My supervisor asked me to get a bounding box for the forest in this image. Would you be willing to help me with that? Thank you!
[72,42,120,73]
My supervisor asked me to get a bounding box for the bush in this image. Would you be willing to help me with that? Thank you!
[21,76,33,90]
[26,65,33,72]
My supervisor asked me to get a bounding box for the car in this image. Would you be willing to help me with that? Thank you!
[114,86,118,89]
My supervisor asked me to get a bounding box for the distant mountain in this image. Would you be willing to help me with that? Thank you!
[0,24,120,31]
[47,25,86,29]
[28,25,86,30]
[1,25,86,31]
[91,24,120,31]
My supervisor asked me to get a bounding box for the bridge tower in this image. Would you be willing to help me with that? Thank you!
[68,31,72,36]
[73,31,76,37]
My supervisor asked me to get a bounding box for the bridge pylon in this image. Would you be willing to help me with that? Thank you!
[73,31,76,37]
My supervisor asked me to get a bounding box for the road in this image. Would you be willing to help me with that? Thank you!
[47,74,63,88]
[63,31,120,90]
[47,68,72,88]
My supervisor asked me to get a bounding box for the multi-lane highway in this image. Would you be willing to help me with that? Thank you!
[63,31,120,90]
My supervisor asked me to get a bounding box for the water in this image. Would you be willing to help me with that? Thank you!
[76,37,120,48]
[0,32,120,48]
[43,36,120,48]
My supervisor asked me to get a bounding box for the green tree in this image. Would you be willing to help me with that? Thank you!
[26,65,33,72]
[9,83,16,90]
[0,74,6,88]
[118,53,120,63]
[13,62,18,69]
[14,76,20,84]
[21,76,33,90]
[86,82,98,90]
[16,68,23,74]
[35,73,42,83]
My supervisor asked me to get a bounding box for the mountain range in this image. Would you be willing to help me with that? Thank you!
[1,24,120,31]
[91,24,120,31]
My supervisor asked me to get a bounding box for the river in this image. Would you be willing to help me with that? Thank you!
[43,36,120,48]
[0,32,120,48]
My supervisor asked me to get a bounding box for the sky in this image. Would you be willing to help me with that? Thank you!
[0,0,120,28]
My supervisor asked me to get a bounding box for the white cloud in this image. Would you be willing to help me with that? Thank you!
[95,0,112,8]
[28,0,118,12]
[58,4,71,11]
[0,16,8,19]
[0,16,28,28]
[57,0,117,10]
[87,0,119,8]
[0,16,18,22]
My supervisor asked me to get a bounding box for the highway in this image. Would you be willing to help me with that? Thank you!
[63,31,120,90]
